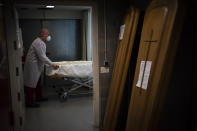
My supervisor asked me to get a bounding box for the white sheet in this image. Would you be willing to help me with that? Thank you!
[46,61,92,78]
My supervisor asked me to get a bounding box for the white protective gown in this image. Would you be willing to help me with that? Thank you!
[24,37,53,88]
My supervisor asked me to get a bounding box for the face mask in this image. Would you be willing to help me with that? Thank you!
[46,35,51,42]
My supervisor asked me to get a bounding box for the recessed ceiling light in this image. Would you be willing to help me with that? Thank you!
[46,5,55,8]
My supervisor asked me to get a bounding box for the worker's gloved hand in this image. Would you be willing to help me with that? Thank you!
[52,64,59,69]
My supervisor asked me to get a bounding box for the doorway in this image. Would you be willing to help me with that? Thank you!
[9,5,99,131]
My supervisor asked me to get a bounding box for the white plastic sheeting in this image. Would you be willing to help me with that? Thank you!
[46,61,93,78]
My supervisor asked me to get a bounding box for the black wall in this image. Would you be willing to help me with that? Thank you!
[158,1,196,131]
[19,19,82,61]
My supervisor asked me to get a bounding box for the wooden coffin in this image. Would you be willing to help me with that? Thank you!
[126,0,186,131]
[103,7,139,131]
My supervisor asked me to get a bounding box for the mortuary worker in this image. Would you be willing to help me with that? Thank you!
[24,29,58,108]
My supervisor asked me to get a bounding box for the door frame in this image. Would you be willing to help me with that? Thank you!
[3,0,25,131]
[14,1,100,129]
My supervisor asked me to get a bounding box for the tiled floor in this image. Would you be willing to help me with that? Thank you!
[24,85,97,131]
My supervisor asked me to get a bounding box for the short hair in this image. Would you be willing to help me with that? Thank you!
[39,29,49,37]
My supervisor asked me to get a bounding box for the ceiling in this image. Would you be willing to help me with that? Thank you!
[16,4,91,11]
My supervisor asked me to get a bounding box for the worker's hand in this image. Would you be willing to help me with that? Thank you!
[52,64,59,69]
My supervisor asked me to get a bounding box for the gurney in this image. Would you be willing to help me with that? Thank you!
[45,61,93,100]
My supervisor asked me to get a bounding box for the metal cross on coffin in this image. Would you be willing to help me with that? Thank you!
[139,29,157,94]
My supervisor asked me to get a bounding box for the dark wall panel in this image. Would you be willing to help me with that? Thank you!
[43,19,81,61]
[0,42,12,131]
[0,6,12,131]
[129,0,151,11]
[19,19,42,56]
[19,19,82,61]
[158,2,195,131]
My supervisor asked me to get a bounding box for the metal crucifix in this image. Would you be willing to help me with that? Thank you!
[139,29,158,94]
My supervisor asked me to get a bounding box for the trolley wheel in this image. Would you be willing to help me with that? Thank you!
[59,92,68,102]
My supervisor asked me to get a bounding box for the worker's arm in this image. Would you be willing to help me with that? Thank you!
[33,42,59,69]
[33,42,53,66]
